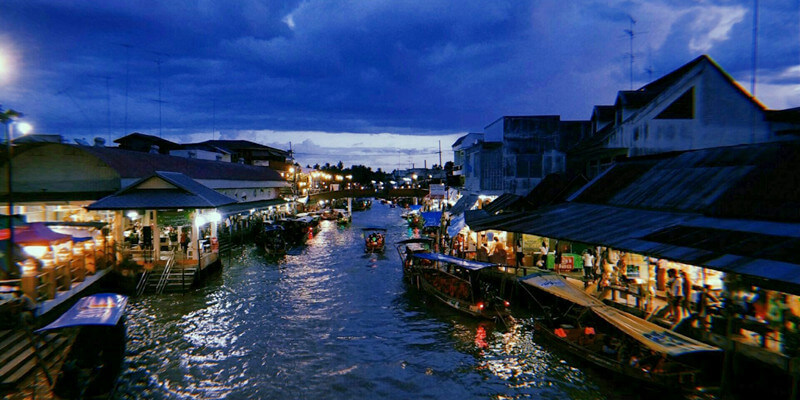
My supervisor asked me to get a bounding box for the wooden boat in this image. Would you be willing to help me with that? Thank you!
[362,227,387,253]
[334,209,352,226]
[519,271,721,398]
[36,293,128,399]
[255,224,287,256]
[397,240,511,321]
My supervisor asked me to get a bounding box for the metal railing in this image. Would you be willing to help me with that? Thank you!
[154,255,175,294]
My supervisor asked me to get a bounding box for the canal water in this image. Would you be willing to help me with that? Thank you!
[114,204,650,400]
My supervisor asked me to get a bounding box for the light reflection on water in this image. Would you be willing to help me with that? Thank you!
[114,205,616,400]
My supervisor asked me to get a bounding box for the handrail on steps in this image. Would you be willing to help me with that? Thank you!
[155,255,175,294]
[135,269,150,297]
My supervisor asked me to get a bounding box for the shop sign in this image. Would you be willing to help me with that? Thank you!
[429,184,446,199]
[157,211,192,228]
[556,256,574,273]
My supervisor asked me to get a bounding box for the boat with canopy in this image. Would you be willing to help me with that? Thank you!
[396,242,511,320]
[520,271,721,397]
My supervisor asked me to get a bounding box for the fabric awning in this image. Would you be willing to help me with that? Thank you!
[447,214,466,237]
[411,252,496,271]
[520,271,719,356]
[591,305,720,356]
[14,223,72,246]
[420,211,442,228]
[519,271,605,308]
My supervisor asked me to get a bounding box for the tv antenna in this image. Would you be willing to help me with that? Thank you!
[116,43,134,135]
[88,75,113,142]
[624,16,637,90]
[149,51,170,138]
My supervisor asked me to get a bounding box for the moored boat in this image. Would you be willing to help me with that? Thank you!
[362,227,387,253]
[36,293,128,400]
[334,209,352,226]
[255,224,287,256]
[519,271,722,398]
[397,240,511,321]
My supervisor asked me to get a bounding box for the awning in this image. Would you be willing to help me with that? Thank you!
[519,271,719,356]
[519,271,605,308]
[35,293,128,332]
[420,211,442,228]
[474,202,800,295]
[14,223,72,246]
[591,305,721,356]
[447,214,466,237]
[411,252,496,270]
[219,198,288,216]
[448,194,479,216]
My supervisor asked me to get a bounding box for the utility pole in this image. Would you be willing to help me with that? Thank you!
[751,0,759,97]
[438,140,442,168]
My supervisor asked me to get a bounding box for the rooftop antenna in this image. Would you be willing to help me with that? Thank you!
[624,16,637,90]
[212,98,216,141]
[150,51,169,138]
[116,43,134,135]
[89,75,112,142]
[645,47,654,82]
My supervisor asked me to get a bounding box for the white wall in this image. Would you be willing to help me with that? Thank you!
[607,60,776,156]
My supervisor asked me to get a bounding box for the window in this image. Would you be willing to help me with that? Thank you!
[655,87,694,119]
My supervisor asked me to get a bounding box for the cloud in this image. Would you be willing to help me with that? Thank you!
[2,0,799,158]
[688,5,747,53]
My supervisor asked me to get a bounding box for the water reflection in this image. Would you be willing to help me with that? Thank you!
[116,205,611,399]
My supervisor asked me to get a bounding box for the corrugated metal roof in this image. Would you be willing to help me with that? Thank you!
[573,142,800,221]
[448,194,479,216]
[482,193,523,214]
[524,172,588,209]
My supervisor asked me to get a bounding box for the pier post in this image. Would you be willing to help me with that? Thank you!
[113,210,124,262]
[21,260,37,302]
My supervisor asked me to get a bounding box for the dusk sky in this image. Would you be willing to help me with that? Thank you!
[1,1,798,171]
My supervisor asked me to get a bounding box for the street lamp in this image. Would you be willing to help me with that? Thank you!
[1,108,31,276]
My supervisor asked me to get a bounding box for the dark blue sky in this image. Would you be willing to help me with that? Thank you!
[2,1,798,170]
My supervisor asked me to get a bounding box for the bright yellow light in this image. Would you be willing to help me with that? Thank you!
[289,167,295,173]
[23,245,49,259]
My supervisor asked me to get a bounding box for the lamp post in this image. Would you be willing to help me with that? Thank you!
[1,108,30,276]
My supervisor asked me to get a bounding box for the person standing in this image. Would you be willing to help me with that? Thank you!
[666,269,684,323]
[680,270,693,317]
[515,237,524,267]
[537,240,549,268]
[582,250,595,281]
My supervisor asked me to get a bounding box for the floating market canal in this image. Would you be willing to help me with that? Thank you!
[114,204,648,400]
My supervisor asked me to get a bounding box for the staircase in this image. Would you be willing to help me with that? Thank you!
[0,321,73,391]
[138,257,197,295]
